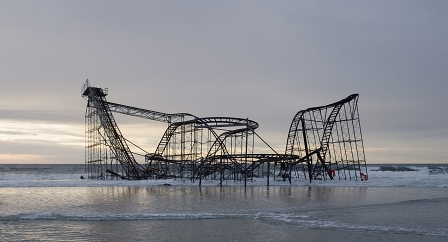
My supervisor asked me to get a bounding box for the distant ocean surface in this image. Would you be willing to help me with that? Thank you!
[1,164,447,241]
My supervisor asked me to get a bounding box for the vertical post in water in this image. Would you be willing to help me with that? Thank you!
[199,158,203,187]
[267,161,270,188]
[244,118,248,187]
[289,159,292,184]
[301,117,312,183]
[220,155,223,188]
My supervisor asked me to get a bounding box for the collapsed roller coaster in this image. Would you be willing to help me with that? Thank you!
[82,79,367,185]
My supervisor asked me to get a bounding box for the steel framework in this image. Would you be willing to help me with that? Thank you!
[285,94,368,181]
[82,80,367,184]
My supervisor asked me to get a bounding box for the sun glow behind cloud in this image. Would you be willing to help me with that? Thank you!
[0,120,84,146]
[0,120,85,164]
[0,153,52,164]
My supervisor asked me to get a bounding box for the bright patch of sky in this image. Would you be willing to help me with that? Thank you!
[0,121,83,146]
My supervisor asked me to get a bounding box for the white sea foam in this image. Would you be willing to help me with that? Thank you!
[271,218,448,237]
[0,212,254,221]
[0,164,447,188]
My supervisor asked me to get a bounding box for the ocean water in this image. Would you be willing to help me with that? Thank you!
[0,164,447,241]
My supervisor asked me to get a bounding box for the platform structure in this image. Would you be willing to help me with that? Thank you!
[82,79,367,184]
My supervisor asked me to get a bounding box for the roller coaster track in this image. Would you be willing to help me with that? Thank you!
[285,94,359,180]
[320,94,358,159]
[285,110,306,156]
[202,118,259,158]
[106,101,196,124]
[82,82,143,179]
[145,117,259,177]
[83,79,366,183]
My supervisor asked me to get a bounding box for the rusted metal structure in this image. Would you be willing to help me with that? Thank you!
[82,79,367,185]
[285,94,368,181]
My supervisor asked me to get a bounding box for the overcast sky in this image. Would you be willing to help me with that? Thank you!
[1,0,447,164]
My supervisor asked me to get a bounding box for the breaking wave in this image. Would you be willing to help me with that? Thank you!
[0,212,305,222]
[373,166,418,172]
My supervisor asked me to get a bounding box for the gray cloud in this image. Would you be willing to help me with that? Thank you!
[1,1,447,163]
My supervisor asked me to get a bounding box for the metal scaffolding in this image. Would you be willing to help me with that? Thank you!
[285,94,368,181]
[82,79,367,184]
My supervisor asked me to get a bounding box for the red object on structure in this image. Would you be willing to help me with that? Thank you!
[360,172,368,181]
[327,169,336,178]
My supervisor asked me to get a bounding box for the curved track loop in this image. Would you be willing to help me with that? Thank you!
[284,94,366,181]
[145,117,259,178]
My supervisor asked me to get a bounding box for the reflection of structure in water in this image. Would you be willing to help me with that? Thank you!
[81,79,367,185]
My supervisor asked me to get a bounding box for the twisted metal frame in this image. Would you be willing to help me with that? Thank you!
[285,94,368,181]
[82,80,367,184]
